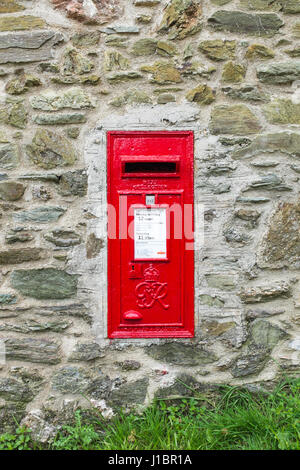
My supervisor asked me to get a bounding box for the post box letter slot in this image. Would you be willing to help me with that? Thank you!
[124,161,177,174]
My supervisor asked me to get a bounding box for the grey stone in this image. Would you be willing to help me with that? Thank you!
[250,319,288,349]
[116,360,141,371]
[13,206,66,223]
[0,294,17,305]
[258,199,300,269]
[0,319,70,333]
[5,232,33,244]
[257,61,300,84]
[208,11,283,36]
[205,273,236,290]
[86,233,104,259]
[246,308,285,320]
[52,366,91,394]
[0,377,34,403]
[199,294,225,307]
[0,31,64,64]
[233,132,300,159]
[44,229,81,247]
[231,346,269,377]
[30,88,95,111]
[36,304,91,323]
[87,375,112,400]
[222,85,269,102]
[0,248,44,264]
[18,173,59,183]
[106,71,143,82]
[0,144,19,169]
[100,26,140,34]
[11,268,78,299]
[146,343,217,366]
[0,181,25,201]
[209,105,262,135]
[58,169,87,197]
[108,378,149,408]
[243,174,292,192]
[33,113,86,125]
[155,373,219,399]
[224,227,250,244]
[4,338,61,364]
[240,281,291,303]
[68,342,105,362]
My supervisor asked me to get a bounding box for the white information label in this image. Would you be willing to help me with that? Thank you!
[134,208,167,259]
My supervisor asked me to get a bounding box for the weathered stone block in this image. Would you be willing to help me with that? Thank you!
[4,338,61,364]
[30,88,95,111]
[208,11,283,36]
[186,84,215,105]
[209,104,262,135]
[0,144,19,169]
[222,85,268,102]
[199,40,236,61]
[5,74,41,95]
[0,248,44,265]
[11,268,78,299]
[141,61,182,84]
[13,206,66,223]
[0,16,45,32]
[68,342,105,362]
[58,169,87,197]
[157,0,202,40]
[258,199,300,268]
[222,61,246,83]
[33,113,86,125]
[264,99,300,124]
[44,229,81,247]
[250,319,288,350]
[257,61,300,84]
[231,346,269,377]
[52,366,90,394]
[146,343,217,366]
[0,0,24,13]
[233,132,300,158]
[240,282,291,303]
[108,378,149,408]
[26,129,77,169]
[0,181,24,201]
[245,44,275,60]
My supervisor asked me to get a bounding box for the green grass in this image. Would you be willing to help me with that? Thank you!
[0,378,299,450]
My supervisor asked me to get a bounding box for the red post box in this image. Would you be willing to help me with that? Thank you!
[107,131,194,338]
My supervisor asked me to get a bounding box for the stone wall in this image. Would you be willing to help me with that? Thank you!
[0,0,299,437]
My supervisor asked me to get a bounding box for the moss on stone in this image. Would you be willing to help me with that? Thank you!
[0,16,46,31]
[222,61,246,83]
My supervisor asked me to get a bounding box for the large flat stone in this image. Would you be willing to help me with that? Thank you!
[209,104,262,135]
[13,206,66,223]
[157,0,202,40]
[208,11,283,36]
[257,61,300,84]
[258,199,300,268]
[4,338,61,364]
[0,31,64,64]
[26,129,77,169]
[233,132,300,158]
[11,268,78,299]
[146,342,217,366]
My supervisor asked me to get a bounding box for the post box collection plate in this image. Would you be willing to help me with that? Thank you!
[107,131,194,338]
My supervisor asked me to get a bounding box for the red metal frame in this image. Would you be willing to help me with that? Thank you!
[107,130,194,338]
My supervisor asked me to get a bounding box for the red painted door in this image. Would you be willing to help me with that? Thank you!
[107,131,194,338]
